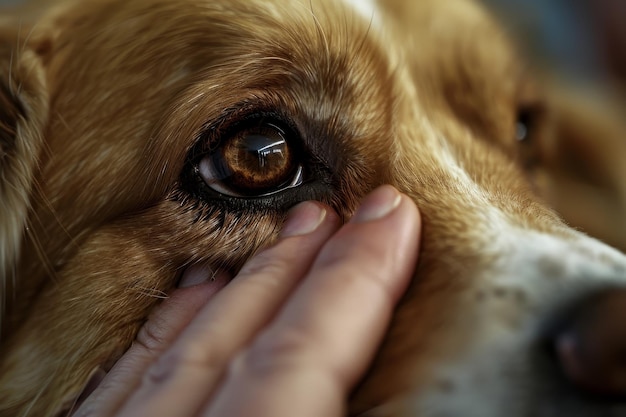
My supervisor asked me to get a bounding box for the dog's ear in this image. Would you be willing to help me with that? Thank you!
[0,26,49,286]
[529,87,626,252]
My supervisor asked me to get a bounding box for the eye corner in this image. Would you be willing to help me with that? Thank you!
[513,99,553,172]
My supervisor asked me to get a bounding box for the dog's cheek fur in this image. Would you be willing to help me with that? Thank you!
[0,31,48,324]
[0,196,281,415]
[3,0,221,339]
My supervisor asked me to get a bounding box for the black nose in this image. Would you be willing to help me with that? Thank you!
[552,289,626,399]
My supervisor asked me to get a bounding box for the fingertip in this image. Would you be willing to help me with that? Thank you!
[280,201,341,238]
[311,187,421,302]
[281,202,328,237]
[349,186,421,235]
[351,185,402,223]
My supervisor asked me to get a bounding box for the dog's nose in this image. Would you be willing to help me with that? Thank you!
[552,289,626,399]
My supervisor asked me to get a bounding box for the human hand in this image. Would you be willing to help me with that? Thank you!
[73,185,421,417]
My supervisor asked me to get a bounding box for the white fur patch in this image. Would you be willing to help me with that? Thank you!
[406,144,626,417]
[413,231,626,417]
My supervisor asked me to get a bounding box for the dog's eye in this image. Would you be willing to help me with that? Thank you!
[515,107,534,143]
[515,104,547,169]
[198,122,303,197]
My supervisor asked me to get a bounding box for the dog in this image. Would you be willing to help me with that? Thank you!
[1,0,625,416]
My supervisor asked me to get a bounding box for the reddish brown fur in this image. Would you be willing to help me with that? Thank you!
[0,0,624,416]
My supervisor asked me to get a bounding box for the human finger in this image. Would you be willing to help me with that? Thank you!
[205,185,421,417]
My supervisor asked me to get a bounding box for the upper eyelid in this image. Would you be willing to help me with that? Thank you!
[190,108,300,159]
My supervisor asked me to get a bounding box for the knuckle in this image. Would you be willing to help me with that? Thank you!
[325,261,393,300]
[146,339,224,384]
[134,314,170,355]
[318,237,381,269]
[241,328,313,377]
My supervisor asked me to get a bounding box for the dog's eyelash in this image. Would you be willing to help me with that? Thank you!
[175,171,334,219]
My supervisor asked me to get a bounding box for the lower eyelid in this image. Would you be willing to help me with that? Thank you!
[288,165,304,188]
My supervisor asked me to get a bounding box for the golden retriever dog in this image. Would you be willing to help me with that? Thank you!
[1,0,625,416]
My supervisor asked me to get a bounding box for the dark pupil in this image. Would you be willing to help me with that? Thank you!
[216,126,294,194]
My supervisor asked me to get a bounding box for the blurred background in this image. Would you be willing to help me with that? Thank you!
[483,0,625,92]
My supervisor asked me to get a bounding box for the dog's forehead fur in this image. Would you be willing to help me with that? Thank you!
[38,0,395,223]
[34,0,536,229]
[1,0,626,416]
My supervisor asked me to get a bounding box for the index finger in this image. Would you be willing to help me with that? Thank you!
[205,185,421,417]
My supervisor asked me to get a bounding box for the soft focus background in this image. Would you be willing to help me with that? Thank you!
[483,0,626,92]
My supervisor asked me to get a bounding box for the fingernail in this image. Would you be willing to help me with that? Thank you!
[178,264,224,288]
[353,186,402,223]
[281,201,327,237]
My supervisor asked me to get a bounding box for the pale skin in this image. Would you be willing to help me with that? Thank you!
[73,185,422,417]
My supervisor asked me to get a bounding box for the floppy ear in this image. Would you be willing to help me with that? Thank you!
[531,87,626,252]
[0,28,48,288]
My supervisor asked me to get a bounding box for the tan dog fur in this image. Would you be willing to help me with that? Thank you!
[0,0,625,416]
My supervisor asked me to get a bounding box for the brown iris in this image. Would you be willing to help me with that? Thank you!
[200,122,300,197]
